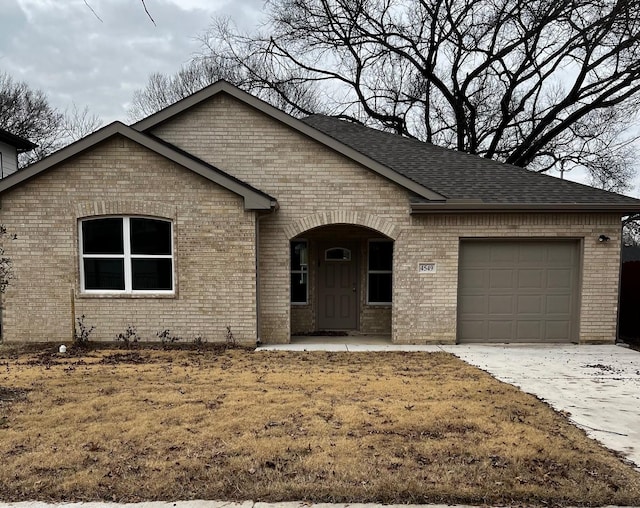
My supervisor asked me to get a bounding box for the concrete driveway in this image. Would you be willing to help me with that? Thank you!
[439,344,640,468]
[260,341,640,468]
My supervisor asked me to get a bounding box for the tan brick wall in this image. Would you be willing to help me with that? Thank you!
[0,136,257,344]
[394,213,622,344]
[153,95,409,343]
[153,95,623,345]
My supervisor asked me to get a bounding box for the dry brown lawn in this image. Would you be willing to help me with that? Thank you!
[0,345,639,505]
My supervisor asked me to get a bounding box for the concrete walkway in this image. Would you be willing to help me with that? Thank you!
[258,342,640,468]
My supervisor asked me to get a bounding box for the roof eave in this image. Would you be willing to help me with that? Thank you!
[0,130,37,151]
[0,122,275,211]
[132,81,447,202]
[410,202,640,214]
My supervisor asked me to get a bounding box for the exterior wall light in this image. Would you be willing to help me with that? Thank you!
[598,234,611,243]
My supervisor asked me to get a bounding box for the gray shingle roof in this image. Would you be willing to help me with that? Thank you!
[302,115,640,206]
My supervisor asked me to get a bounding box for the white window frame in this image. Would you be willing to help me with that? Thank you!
[290,239,308,305]
[79,216,174,295]
[367,239,393,305]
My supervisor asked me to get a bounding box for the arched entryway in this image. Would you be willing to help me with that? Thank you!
[289,224,394,340]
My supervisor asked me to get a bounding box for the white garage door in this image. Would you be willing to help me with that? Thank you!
[457,240,580,343]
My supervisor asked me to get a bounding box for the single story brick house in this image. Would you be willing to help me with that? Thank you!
[1,81,639,345]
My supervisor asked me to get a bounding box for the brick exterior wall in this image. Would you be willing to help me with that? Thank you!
[0,93,624,345]
[0,136,257,344]
[152,94,623,344]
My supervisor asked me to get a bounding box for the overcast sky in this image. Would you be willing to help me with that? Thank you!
[1,0,638,196]
[1,0,265,122]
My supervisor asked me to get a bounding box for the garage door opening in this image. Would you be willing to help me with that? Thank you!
[457,240,580,344]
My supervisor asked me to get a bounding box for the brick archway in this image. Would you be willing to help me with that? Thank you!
[283,211,399,240]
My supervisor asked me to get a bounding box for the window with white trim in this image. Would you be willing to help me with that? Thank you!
[290,240,308,304]
[80,217,174,293]
[368,240,392,304]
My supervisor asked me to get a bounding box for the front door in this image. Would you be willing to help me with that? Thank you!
[318,243,358,329]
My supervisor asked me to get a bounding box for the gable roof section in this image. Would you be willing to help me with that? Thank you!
[133,80,640,213]
[0,122,276,211]
[302,115,640,213]
[0,127,37,151]
[132,81,447,202]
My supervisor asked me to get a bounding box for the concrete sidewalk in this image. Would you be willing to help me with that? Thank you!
[258,342,640,468]
[1,501,636,508]
[2,502,633,508]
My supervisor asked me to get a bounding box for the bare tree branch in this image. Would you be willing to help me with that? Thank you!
[131,0,640,191]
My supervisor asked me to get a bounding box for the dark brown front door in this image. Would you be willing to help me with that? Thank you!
[318,243,358,329]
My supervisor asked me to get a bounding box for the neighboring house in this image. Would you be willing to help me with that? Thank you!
[0,128,36,179]
[1,81,639,345]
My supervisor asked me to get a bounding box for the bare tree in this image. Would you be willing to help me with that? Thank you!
[84,0,156,24]
[1,72,103,167]
[182,0,640,189]
[623,215,640,245]
[128,44,322,121]
[0,72,64,166]
[60,103,103,143]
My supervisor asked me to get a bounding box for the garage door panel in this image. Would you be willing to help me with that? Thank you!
[518,246,545,263]
[489,270,513,288]
[489,295,513,314]
[460,269,486,289]
[547,269,572,289]
[547,244,576,263]
[518,269,543,289]
[458,240,579,343]
[545,321,571,340]
[488,320,514,341]
[516,320,542,341]
[517,295,543,314]
[546,294,571,314]
[490,245,518,262]
[458,295,487,314]
[458,320,486,341]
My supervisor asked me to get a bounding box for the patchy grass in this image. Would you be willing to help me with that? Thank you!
[0,346,639,505]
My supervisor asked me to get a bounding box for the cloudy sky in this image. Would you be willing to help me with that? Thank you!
[1,0,265,122]
[1,0,638,196]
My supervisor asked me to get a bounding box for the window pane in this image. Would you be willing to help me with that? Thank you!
[369,242,393,270]
[368,273,392,303]
[326,247,351,261]
[130,218,171,255]
[132,259,173,290]
[291,273,307,303]
[84,259,125,290]
[290,241,307,271]
[82,218,123,254]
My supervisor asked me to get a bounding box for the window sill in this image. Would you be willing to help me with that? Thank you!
[366,303,392,308]
[291,302,310,306]
[78,292,176,299]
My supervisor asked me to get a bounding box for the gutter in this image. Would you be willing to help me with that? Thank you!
[410,202,640,214]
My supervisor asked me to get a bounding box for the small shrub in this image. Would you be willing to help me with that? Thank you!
[0,225,17,294]
[156,329,182,347]
[192,335,207,347]
[225,326,236,348]
[74,315,95,347]
[115,325,141,349]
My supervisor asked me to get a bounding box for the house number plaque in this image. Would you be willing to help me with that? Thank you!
[418,262,437,273]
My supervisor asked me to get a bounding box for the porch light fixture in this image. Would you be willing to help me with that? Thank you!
[598,234,610,243]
